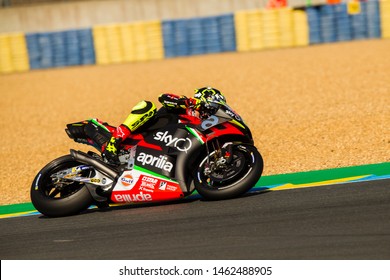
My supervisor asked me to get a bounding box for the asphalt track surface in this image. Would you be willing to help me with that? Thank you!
[1,179,389,260]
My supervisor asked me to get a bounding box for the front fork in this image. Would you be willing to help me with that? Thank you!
[203,141,234,176]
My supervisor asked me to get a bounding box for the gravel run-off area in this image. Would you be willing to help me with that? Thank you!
[0,39,389,205]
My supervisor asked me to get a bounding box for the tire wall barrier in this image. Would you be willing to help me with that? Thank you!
[381,0,390,37]
[163,15,236,58]
[93,21,164,64]
[235,8,310,52]
[0,32,29,74]
[0,0,389,74]
[26,29,95,70]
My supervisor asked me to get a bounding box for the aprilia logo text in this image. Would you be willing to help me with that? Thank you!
[114,192,152,202]
[137,152,173,172]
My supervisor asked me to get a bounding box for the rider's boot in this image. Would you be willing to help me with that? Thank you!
[102,124,131,164]
[84,119,112,150]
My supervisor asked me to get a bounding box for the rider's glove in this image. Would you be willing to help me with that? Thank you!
[185,97,200,110]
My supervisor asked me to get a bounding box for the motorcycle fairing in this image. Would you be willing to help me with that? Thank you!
[133,146,176,178]
[122,114,251,196]
[110,167,183,203]
[126,126,204,195]
[66,106,254,200]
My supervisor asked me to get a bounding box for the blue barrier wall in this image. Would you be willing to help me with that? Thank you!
[26,29,95,69]
[163,14,236,58]
[351,2,368,39]
[218,15,236,52]
[366,1,381,38]
[320,5,337,43]
[307,7,322,44]
[307,2,382,45]
[334,3,352,41]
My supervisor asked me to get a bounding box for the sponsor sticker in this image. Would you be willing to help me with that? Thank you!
[137,152,174,172]
[154,131,192,153]
[120,174,135,189]
[159,181,167,190]
[158,181,178,192]
[139,175,158,192]
[166,185,178,192]
[111,170,183,203]
[114,192,153,203]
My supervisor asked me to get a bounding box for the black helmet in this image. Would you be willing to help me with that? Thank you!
[194,87,226,117]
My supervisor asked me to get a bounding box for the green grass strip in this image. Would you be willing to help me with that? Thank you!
[1,162,389,215]
[257,162,390,187]
[0,202,36,215]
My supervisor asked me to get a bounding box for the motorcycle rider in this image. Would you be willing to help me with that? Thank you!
[102,86,226,163]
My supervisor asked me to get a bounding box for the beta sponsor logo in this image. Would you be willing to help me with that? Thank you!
[159,181,178,192]
[137,152,173,172]
[120,174,134,187]
[159,181,167,190]
[154,131,192,153]
[167,185,177,191]
[114,192,152,202]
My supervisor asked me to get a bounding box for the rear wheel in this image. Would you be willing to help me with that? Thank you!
[194,144,263,200]
[30,155,94,217]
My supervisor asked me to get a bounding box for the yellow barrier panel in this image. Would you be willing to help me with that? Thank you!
[293,10,309,47]
[9,33,29,72]
[278,8,294,48]
[247,10,264,51]
[0,33,29,74]
[132,22,148,62]
[380,0,390,38]
[120,24,136,62]
[93,20,164,65]
[105,24,124,64]
[262,9,280,49]
[235,8,308,52]
[145,21,164,61]
[0,35,13,74]
[93,26,110,65]
[234,11,251,52]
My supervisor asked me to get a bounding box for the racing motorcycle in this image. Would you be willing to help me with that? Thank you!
[31,101,264,217]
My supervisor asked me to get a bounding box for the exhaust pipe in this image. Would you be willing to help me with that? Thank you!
[70,149,119,179]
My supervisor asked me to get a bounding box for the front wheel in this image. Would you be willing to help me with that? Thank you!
[194,144,263,200]
[31,155,95,217]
